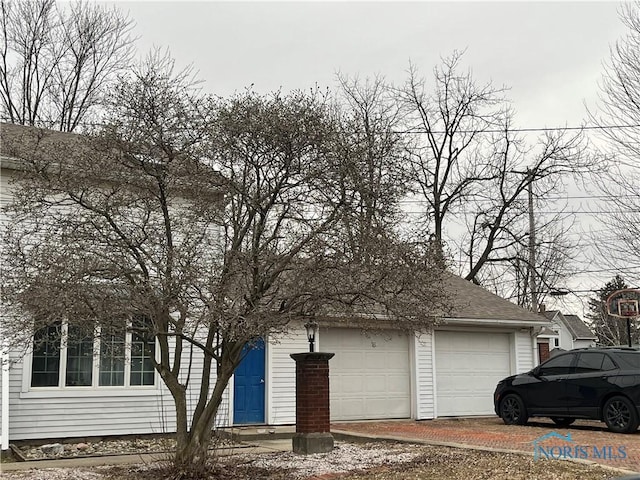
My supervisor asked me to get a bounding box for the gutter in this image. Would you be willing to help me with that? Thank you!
[440,317,551,328]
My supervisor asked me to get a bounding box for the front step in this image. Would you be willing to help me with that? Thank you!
[216,425,295,441]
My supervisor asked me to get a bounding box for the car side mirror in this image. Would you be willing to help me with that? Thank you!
[531,367,541,378]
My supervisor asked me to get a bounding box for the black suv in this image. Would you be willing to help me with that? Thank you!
[494,347,640,433]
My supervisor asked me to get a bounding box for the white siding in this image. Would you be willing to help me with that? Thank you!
[414,332,435,420]
[515,329,535,373]
[7,337,229,441]
[559,323,575,351]
[268,325,307,425]
[0,356,3,443]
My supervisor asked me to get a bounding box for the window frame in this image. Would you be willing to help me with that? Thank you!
[23,319,159,394]
[537,352,577,376]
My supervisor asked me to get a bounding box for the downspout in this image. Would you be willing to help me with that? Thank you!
[1,322,9,450]
[531,326,543,367]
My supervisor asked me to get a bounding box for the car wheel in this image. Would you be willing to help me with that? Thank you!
[499,394,528,425]
[603,396,639,434]
[551,417,575,427]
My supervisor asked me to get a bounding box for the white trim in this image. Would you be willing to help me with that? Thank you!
[20,387,158,399]
[410,334,418,420]
[265,336,272,425]
[442,317,550,327]
[1,326,9,450]
[228,373,235,426]
[510,332,518,375]
[431,331,437,419]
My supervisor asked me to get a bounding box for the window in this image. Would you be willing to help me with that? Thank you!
[65,324,94,386]
[99,326,126,386]
[614,352,640,370]
[30,319,156,388]
[31,323,62,387]
[538,353,576,376]
[130,329,155,386]
[553,338,560,348]
[575,353,615,373]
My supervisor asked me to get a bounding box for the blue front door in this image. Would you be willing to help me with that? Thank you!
[233,339,265,424]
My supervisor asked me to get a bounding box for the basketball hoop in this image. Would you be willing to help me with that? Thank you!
[606,289,640,319]
[606,289,640,348]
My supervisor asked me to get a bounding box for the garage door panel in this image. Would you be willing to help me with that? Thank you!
[335,375,363,393]
[435,331,511,417]
[323,328,411,421]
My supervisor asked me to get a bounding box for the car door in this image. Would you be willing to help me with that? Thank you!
[519,352,576,415]
[564,352,618,417]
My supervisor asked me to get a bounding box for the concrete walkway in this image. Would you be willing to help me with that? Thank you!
[1,439,292,472]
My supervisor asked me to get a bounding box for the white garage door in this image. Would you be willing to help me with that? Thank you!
[321,328,411,421]
[435,331,511,416]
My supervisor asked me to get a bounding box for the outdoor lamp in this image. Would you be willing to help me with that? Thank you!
[304,320,318,353]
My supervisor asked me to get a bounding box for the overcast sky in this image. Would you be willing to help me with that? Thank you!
[113,1,632,315]
[119,1,626,129]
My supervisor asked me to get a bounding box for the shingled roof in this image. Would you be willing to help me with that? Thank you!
[444,274,547,323]
[563,314,597,340]
[542,310,596,340]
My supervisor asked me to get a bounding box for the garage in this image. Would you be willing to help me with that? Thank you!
[435,331,511,416]
[321,328,411,421]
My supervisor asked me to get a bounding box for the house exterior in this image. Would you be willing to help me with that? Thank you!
[1,272,549,444]
[0,123,550,446]
[540,310,597,353]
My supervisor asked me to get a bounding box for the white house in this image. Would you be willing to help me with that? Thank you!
[541,310,597,352]
[0,123,550,446]
[0,272,549,444]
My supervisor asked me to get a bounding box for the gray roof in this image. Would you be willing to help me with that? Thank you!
[444,274,547,323]
[541,309,596,340]
[562,314,597,340]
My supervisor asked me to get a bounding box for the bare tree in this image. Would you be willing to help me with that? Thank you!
[397,51,507,258]
[397,51,589,307]
[0,0,135,131]
[590,2,640,276]
[2,55,447,470]
[586,276,639,346]
[334,74,412,260]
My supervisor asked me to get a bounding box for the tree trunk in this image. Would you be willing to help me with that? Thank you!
[171,360,236,467]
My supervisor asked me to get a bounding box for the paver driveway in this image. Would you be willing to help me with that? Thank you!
[333,417,640,473]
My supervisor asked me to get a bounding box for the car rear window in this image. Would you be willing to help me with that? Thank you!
[576,352,616,372]
[613,352,640,370]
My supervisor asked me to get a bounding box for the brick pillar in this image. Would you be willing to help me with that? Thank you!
[290,352,335,454]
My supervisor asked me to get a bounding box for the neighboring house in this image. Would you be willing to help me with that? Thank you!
[0,123,551,445]
[537,310,597,360]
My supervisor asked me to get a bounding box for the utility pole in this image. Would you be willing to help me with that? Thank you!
[528,168,538,313]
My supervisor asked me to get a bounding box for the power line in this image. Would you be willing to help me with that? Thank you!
[398,210,638,215]
[399,195,639,204]
[395,124,640,135]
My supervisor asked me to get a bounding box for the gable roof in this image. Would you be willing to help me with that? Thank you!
[541,309,596,340]
[444,274,547,324]
[563,314,597,340]
[542,310,561,322]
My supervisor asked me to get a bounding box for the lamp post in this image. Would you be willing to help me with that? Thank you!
[304,320,318,352]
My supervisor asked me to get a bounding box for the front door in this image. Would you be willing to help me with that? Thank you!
[233,339,265,424]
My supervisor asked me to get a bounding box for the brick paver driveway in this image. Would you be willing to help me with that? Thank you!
[333,417,640,473]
